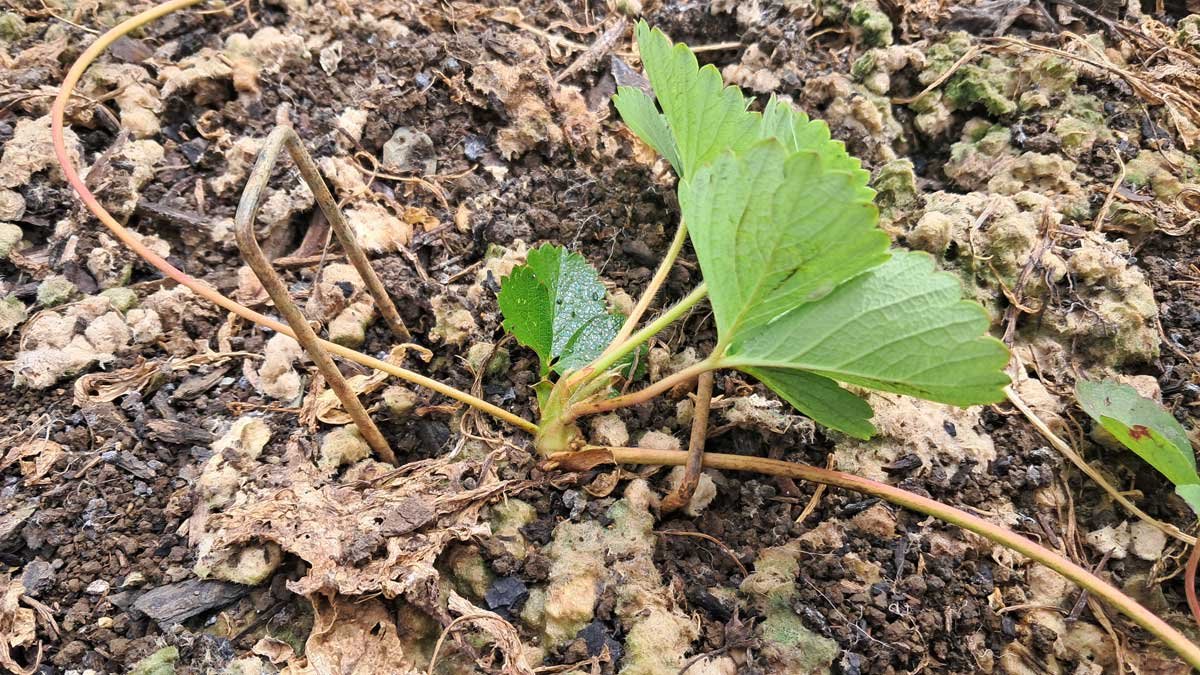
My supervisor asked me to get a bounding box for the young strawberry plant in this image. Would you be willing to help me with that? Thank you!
[49,4,1200,667]
[504,22,1011,455]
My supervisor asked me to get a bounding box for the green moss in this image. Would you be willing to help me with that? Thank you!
[921,34,1019,115]
[1124,149,1200,200]
[850,51,877,82]
[1109,204,1156,234]
[520,586,547,629]
[0,295,26,337]
[1178,15,1200,51]
[466,342,511,377]
[1057,118,1097,152]
[1065,94,1106,125]
[741,544,839,673]
[489,498,536,559]
[849,2,893,47]
[920,32,974,84]
[0,11,24,42]
[36,275,77,307]
[448,546,493,600]
[100,287,138,312]
[129,647,179,675]
[873,158,918,213]
[944,63,1016,115]
[1021,53,1077,96]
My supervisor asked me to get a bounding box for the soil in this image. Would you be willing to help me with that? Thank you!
[3,0,1200,674]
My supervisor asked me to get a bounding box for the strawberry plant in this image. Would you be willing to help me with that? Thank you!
[48,5,1200,667]
[504,22,1011,455]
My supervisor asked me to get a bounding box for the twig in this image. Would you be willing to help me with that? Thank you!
[1092,147,1126,231]
[796,454,835,524]
[1187,542,1200,632]
[556,17,627,83]
[661,371,714,513]
[891,45,982,104]
[235,126,397,465]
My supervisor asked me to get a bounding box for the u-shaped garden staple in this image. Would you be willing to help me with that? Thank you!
[235,125,407,466]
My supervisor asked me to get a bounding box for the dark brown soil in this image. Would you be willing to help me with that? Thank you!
[3,0,1200,673]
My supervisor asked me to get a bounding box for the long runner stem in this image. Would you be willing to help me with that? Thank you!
[49,0,538,435]
[547,446,1200,669]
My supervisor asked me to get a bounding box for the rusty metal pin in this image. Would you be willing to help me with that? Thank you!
[236,125,397,466]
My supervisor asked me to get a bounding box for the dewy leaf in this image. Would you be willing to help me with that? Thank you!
[522,244,610,360]
[498,244,622,377]
[681,140,890,338]
[723,251,1011,407]
[1076,380,1200,490]
[557,313,622,374]
[497,264,553,371]
[615,21,760,179]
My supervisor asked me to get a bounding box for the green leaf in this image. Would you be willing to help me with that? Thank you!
[680,140,889,338]
[612,87,682,175]
[1176,485,1200,519]
[557,313,623,374]
[614,25,860,181]
[759,98,862,173]
[1076,380,1199,490]
[615,21,760,179]
[498,244,623,377]
[742,367,876,439]
[610,24,1010,437]
[496,242,614,379]
[724,251,1011,407]
[496,264,553,372]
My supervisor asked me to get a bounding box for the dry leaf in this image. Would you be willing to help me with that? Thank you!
[252,636,295,665]
[0,576,40,675]
[17,440,65,486]
[74,352,252,405]
[283,595,419,675]
[445,591,535,675]
[196,441,525,597]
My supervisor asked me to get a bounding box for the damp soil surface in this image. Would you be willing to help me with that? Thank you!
[3,1,1200,674]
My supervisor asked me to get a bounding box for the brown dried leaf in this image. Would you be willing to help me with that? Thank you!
[0,575,40,675]
[283,594,419,675]
[445,591,535,675]
[74,352,252,405]
[73,357,162,405]
[251,636,296,665]
[17,440,65,486]
[198,442,523,597]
